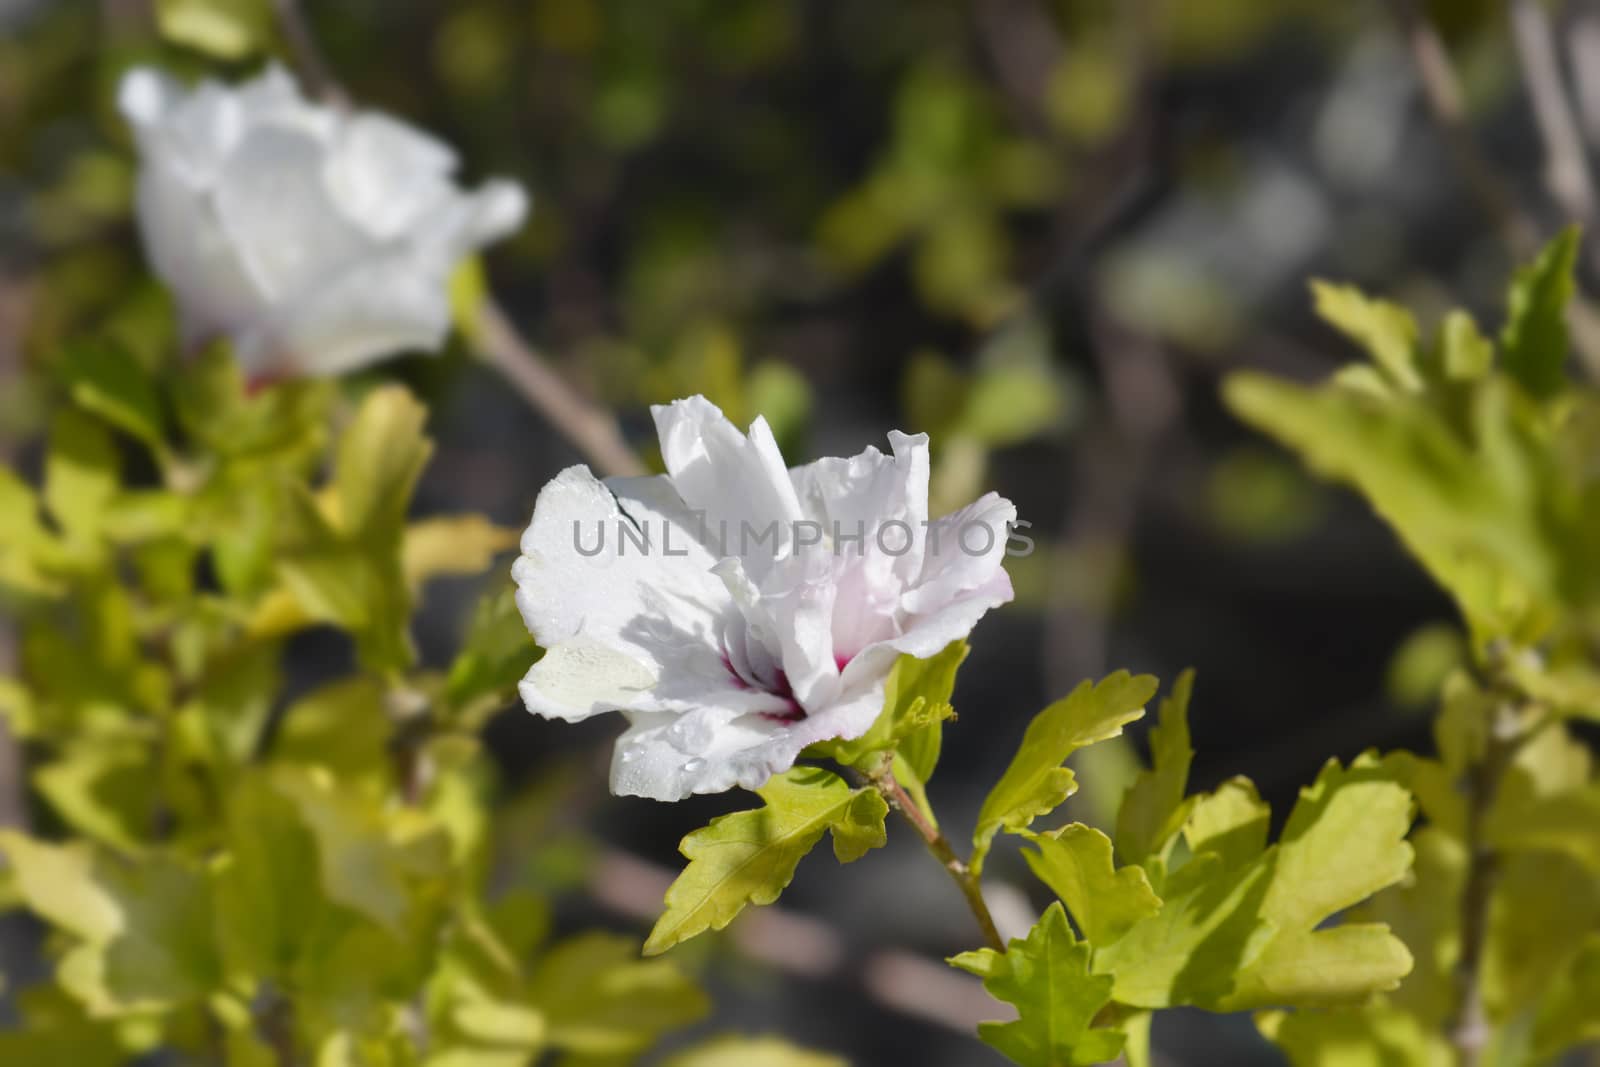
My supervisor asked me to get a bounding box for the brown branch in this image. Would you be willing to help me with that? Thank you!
[1395,0,1600,380]
[270,0,349,107]
[264,0,644,480]
[257,986,301,1067]
[474,300,645,479]
[1509,0,1598,229]
[587,846,1007,1030]
[1393,0,1539,257]
[871,766,1005,952]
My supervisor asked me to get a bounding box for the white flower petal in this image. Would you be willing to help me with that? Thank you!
[512,466,786,722]
[610,683,886,801]
[324,113,458,240]
[652,398,805,571]
[117,64,528,378]
[212,124,375,301]
[132,155,266,353]
[514,394,1017,802]
[263,255,448,378]
[903,491,1017,615]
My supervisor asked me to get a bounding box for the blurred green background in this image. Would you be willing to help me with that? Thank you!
[2,0,1593,1062]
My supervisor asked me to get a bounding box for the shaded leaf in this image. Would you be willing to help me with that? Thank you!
[1114,669,1195,869]
[529,932,709,1054]
[1500,226,1579,399]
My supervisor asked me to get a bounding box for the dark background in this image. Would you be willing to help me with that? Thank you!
[3,0,1592,1063]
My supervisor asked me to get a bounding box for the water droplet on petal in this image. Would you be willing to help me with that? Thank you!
[682,758,706,776]
[618,748,640,764]
[666,714,713,754]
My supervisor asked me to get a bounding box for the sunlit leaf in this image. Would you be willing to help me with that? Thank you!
[660,1035,848,1067]
[644,767,887,955]
[1022,823,1161,946]
[949,902,1124,1067]
[972,671,1157,875]
[154,0,272,60]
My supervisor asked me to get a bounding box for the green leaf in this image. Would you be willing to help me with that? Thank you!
[0,832,221,1013]
[274,487,416,673]
[644,767,888,955]
[1258,1004,1454,1067]
[62,340,164,448]
[888,640,965,787]
[1311,279,1422,391]
[973,671,1157,875]
[814,639,966,770]
[1223,372,1556,643]
[282,770,447,935]
[0,988,124,1067]
[1097,756,1415,1011]
[1022,824,1161,946]
[1440,310,1493,382]
[661,1035,847,1067]
[402,515,516,590]
[1091,844,1273,1009]
[269,677,391,785]
[949,902,1124,1067]
[1481,850,1600,1021]
[33,746,162,852]
[449,256,490,343]
[1485,780,1600,876]
[1114,669,1196,869]
[529,932,710,1054]
[44,408,119,546]
[0,469,64,598]
[1182,776,1270,871]
[1219,756,1416,1010]
[1348,826,1464,1031]
[1531,934,1600,1061]
[335,385,433,541]
[1500,226,1579,399]
[442,587,540,725]
[213,774,323,979]
[153,0,272,59]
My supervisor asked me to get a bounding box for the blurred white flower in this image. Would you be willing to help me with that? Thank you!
[513,395,1016,801]
[117,64,528,380]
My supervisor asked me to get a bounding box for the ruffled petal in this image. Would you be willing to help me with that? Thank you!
[131,155,267,354]
[407,178,530,270]
[213,124,376,301]
[323,113,459,240]
[512,467,785,722]
[264,254,450,378]
[790,428,930,581]
[652,397,805,575]
[609,683,886,801]
[902,491,1017,615]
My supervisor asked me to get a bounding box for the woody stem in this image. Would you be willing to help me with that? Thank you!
[871,765,1005,951]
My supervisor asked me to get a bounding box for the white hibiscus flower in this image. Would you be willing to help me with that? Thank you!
[117,64,527,381]
[513,395,1016,801]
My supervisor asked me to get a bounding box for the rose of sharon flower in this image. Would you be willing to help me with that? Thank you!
[117,64,528,380]
[513,396,1016,801]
